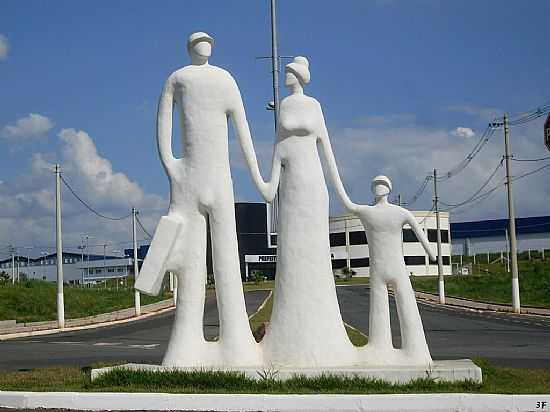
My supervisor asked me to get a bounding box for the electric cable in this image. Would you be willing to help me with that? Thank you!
[60,175,132,221]
[439,157,504,208]
[135,214,154,240]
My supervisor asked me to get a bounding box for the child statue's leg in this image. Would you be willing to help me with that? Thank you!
[393,275,432,364]
[368,276,393,352]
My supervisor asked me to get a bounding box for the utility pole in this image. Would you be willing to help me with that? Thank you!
[344,219,351,274]
[433,169,445,304]
[132,208,141,316]
[503,114,521,313]
[55,164,65,328]
[9,246,15,284]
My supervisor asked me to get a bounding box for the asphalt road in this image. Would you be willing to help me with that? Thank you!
[337,284,550,368]
[1,285,549,370]
[0,290,269,371]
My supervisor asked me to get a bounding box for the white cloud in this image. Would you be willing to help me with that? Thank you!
[443,104,500,121]
[1,113,54,141]
[451,127,475,138]
[322,116,550,223]
[0,128,167,253]
[0,34,8,61]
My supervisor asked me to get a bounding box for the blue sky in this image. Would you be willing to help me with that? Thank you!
[1,1,549,255]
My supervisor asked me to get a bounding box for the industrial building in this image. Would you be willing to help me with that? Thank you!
[451,215,550,256]
[0,252,139,284]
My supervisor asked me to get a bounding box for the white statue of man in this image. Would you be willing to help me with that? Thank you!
[341,175,436,365]
[135,32,264,367]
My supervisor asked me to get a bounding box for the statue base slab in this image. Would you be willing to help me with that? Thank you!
[91,359,482,384]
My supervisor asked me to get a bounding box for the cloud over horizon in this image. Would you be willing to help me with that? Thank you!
[0,126,167,258]
[0,34,8,61]
[1,113,54,141]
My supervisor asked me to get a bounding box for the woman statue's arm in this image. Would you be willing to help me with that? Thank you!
[260,147,282,202]
[317,103,360,213]
[157,76,178,177]
[405,210,437,262]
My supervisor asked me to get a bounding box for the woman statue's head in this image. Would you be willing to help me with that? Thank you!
[285,56,310,89]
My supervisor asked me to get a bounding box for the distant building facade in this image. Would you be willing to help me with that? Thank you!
[0,252,138,284]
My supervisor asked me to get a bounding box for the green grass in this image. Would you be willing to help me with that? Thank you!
[0,279,171,323]
[0,358,549,393]
[411,259,550,308]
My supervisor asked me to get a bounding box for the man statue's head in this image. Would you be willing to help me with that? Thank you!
[187,32,214,65]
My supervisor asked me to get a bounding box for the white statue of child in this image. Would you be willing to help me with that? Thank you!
[341,175,436,365]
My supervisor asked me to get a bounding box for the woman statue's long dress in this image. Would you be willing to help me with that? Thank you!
[255,57,358,367]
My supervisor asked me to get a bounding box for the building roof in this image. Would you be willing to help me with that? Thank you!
[450,215,550,239]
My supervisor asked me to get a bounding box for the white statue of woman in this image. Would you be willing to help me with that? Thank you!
[341,175,436,366]
[253,56,358,367]
[135,32,264,368]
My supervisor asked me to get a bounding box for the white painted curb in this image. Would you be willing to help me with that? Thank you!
[0,392,549,411]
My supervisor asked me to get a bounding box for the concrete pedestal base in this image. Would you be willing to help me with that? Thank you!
[91,359,482,384]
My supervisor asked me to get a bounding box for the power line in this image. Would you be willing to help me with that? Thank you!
[60,175,132,221]
[439,157,504,208]
[403,175,432,206]
[508,102,550,126]
[437,124,497,181]
[512,156,550,162]
[512,162,550,182]
[135,214,154,240]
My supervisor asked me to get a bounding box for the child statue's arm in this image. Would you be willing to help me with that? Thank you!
[405,210,437,262]
[316,102,360,213]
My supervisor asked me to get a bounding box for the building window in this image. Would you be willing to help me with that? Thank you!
[118,267,124,272]
[427,229,449,243]
[330,232,346,247]
[404,256,426,265]
[349,231,368,245]
[351,257,370,267]
[108,268,115,273]
[270,234,277,246]
[402,229,419,243]
[95,269,102,274]
[331,258,347,269]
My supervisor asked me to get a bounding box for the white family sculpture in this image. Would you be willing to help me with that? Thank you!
[341,175,436,366]
[136,36,437,370]
[135,32,265,367]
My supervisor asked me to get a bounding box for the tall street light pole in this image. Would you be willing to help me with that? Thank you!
[55,164,65,328]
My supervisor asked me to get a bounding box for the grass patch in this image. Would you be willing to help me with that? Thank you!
[411,260,550,308]
[1,359,549,393]
[0,280,171,323]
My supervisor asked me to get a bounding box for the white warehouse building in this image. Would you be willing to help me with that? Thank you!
[329,211,452,277]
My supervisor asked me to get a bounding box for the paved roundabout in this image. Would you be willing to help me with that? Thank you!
[1,285,549,371]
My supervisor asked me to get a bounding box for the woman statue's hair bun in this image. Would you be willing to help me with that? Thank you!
[286,56,311,85]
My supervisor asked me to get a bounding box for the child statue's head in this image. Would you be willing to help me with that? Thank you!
[371,175,392,198]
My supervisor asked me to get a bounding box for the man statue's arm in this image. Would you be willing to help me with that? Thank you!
[227,77,277,200]
[157,75,178,177]
[405,210,437,262]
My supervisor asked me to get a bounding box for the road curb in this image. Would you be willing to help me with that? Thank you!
[0,391,549,411]
[0,300,175,341]
[415,291,550,316]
